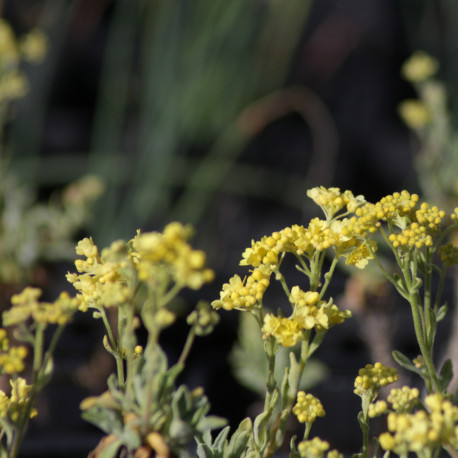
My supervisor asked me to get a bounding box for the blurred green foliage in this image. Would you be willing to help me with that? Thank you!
[8,0,315,244]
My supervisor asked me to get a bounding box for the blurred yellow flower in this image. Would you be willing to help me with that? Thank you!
[398,99,430,129]
[402,51,439,82]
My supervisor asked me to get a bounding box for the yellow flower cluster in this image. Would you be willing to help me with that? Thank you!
[211,266,271,311]
[68,223,214,312]
[2,287,79,326]
[0,378,37,422]
[388,202,445,249]
[401,51,439,83]
[379,394,458,454]
[297,437,342,458]
[291,287,352,331]
[293,391,325,424]
[0,329,27,375]
[368,400,388,418]
[306,187,364,220]
[354,362,399,397]
[369,386,419,418]
[262,288,351,347]
[262,314,302,347]
[387,386,420,413]
[67,238,132,311]
[345,191,419,238]
[375,191,420,222]
[398,100,431,129]
[438,243,458,266]
[240,217,377,272]
[132,223,214,289]
[240,226,302,267]
[0,19,47,106]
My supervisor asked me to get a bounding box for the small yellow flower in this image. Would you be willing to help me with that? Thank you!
[438,242,458,266]
[0,329,27,375]
[398,100,430,129]
[262,314,303,347]
[293,391,325,424]
[212,267,271,311]
[297,437,330,458]
[20,28,47,63]
[401,51,439,82]
[387,386,419,413]
[368,400,388,418]
[354,362,399,398]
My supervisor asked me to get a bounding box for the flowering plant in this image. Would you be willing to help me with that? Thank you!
[1,187,458,457]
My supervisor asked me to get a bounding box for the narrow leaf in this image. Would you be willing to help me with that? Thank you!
[392,351,424,377]
[439,359,453,392]
[436,304,448,322]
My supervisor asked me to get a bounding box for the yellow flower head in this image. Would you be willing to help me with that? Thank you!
[3,287,41,326]
[293,391,325,423]
[368,400,388,418]
[132,223,214,289]
[20,28,47,63]
[1,377,37,421]
[290,288,351,331]
[3,287,79,327]
[262,314,303,347]
[0,329,27,375]
[297,437,335,458]
[439,242,458,266]
[388,202,445,250]
[375,191,419,224]
[354,362,399,398]
[398,100,430,129]
[402,51,439,82]
[387,386,419,413]
[211,266,271,311]
[343,239,376,269]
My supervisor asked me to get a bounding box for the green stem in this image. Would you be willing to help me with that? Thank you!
[100,307,117,351]
[408,291,440,393]
[309,251,323,291]
[303,421,312,441]
[294,254,311,278]
[319,256,338,299]
[124,300,137,405]
[159,283,182,307]
[365,240,409,300]
[99,307,125,390]
[361,415,370,458]
[265,337,311,458]
[176,328,196,367]
[42,325,65,369]
[277,271,291,299]
[433,264,447,312]
[9,325,45,458]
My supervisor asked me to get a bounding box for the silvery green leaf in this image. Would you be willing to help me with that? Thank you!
[224,429,250,458]
[97,438,123,458]
[426,308,437,348]
[253,410,269,447]
[439,359,453,392]
[197,416,228,433]
[392,351,424,377]
[436,304,447,322]
[197,443,216,458]
[213,426,231,452]
[82,406,123,436]
[120,425,142,450]
[37,355,54,388]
